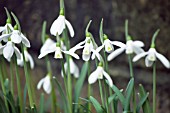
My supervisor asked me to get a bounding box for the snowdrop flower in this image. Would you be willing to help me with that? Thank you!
[0,25,30,47]
[0,41,21,61]
[17,49,34,69]
[38,42,79,59]
[133,48,170,68]
[40,38,56,54]
[50,9,74,37]
[108,37,144,61]
[88,62,113,87]
[0,19,13,34]
[37,74,51,94]
[61,58,79,78]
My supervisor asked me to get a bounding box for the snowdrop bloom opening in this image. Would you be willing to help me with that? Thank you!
[17,49,34,69]
[133,48,170,68]
[37,74,51,94]
[107,39,144,61]
[61,58,79,78]
[50,9,74,37]
[88,62,113,87]
[0,41,21,61]
[0,19,13,34]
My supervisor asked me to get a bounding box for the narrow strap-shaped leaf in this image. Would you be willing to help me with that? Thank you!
[74,62,88,111]
[139,84,152,113]
[89,96,104,113]
[110,83,125,107]
[124,78,134,110]
[41,21,47,44]
[53,77,68,113]
[99,19,104,43]
[11,12,21,32]
[39,93,44,113]
[136,92,149,113]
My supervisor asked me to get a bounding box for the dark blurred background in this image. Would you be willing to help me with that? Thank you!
[0,0,170,112]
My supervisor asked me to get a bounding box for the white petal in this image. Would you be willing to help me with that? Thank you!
[133,52,148,62]
[69,59,79,78]
[82,54,90,61]
[63,50,80,59]
[132,46,145,55]
[88,69,99,84]
[91,49,101,61]
[65,19,74,37]
[43,76,51,94]
[111,41,126,48]
[155,52,170,68]
[103,71,113,87]
[21,33,31,47]
[145,56,154,67]
[38,45,56,59]
[17,55,24,67]
[3,42,14,61]
[50,15,65,36]
[37,78,45,89]
[0,34,11,42]
[0,26,5,32]
[40,38,55,53]
[107,47,125,61]
[26,51,34,69]
[11,30,22,44]
[69,40,85,53]
[14,46,21,59]
[133,41,144,47]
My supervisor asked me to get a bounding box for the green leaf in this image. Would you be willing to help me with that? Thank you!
[5,91,17,113]
[89,96,104,113]
[110,83,125,107]
[0,94,8,113]
[124,78,134,110]
[39,93,44,113]
[99,18,104,43]
[85,20,92,33]
[74,62,88,111]
[136,92,149,113]
[53,77,68,113]
[41,21,47,44]
[108,89,123,104]
[138,84,152,113]
[11,12,21,32]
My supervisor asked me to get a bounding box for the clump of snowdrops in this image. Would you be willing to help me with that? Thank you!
[0,0,169,113]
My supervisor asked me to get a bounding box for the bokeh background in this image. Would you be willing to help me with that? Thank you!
[0,0,170,112]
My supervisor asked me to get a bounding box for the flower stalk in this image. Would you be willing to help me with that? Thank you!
[153,63,156,113]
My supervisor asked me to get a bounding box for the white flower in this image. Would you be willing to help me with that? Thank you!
[0,23,14,34]
[37,74,51,94]
[133,48,170,68]
[17,49,34,69]
[0,30,30,47]
[61,58,79,78]
[0,41,21,61]
[40,38,56,53]
[38,42,79,59]
[108,40,144,61]
[88,64,113,87]
[50,15,74,37]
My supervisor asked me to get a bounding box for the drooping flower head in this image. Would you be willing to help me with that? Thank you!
[133,30,170,68]
[88,62,113,87]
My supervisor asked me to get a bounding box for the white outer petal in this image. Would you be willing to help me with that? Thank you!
[17,54,24,67]
[0,34,11,42]
[21,33,31,48]
[37,78,45,89]
[69,59,79,78]
[65,19,74,37]
[107,47,125,61]
[43,76,51,94]
[145,56,154,67]
[11,30,22,44]
[3,41,14,61]
[40,38,55,53]
[0,45,5,54]
[0,26,5,32]
[133,52,148,62]
[91,49,101,61]
[25,51,34,69]
[155,52,170,68]
[50,15,65,36]
[111,41,126,48]
[103,71,113,87]
[63,50,80,59]
[14,46,21,59]
[88,68,100,84]
[133,41,144,47]
[132,46,144,54]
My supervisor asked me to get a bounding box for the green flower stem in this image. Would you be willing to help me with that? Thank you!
[103,81,109,113]
[61,60,71,113]
[99,80,105,107]
[13,56,24,113]
[87,61,92,111]
[21,44,34,107]
[153,63,156,113]
[0,58,10,113]
[45,56,57,113]
[128,54,136,113]
[10,59,14,96]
